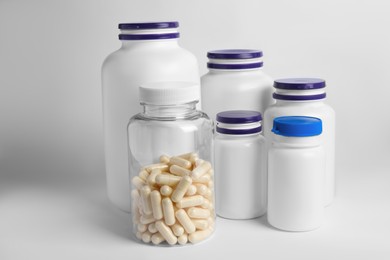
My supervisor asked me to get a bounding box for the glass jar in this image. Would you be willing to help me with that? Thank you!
[268,116,325,231]
[128,82,215,246]
[214,110,266,219]
[102,21,200,212]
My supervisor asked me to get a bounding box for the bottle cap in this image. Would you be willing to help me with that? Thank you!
[207,49,263,59]
[273,78,326,90]
[118,22,179,30]
[139,82,200,105]
[216,110,262,135]
[272,116,322,137]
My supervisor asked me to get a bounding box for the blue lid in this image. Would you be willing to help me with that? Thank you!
[216,110,262,124]
[118,22,179,30]
[274,78,326,90]
[272,116,322,137]
[207,49,263,59]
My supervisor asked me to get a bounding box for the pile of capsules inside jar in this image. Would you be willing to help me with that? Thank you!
[131,153,215,246]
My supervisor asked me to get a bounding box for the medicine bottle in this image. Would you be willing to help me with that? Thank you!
[128,82,215,246]
[268,116,325,232]
[214,110,266,219]
[102,21,200,211]
[201,49,274,122]
[263,78,335,206]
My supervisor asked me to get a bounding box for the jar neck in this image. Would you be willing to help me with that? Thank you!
[142,101,198,119]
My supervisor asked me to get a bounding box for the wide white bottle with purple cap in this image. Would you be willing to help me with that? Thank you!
[263,78,335,206]
[102,22,199,212]
[201,49,273,122]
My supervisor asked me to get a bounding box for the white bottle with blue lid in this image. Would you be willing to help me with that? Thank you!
[201,49,273,123]
[268,116,325,231]
[214,110,266,219]
[102,22,199,212]
[263,78,335,206]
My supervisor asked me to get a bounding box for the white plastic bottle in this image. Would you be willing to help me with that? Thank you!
[102,22,199,212]
[214,110,266,219]
[201,49,273,122]
[268,116,325,231]
[263,78,335,206]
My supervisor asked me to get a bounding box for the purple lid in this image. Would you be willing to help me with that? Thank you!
[216,110,262,124]
[119,33,179,40]
[207,62,263,70]
[118,22,179,30]
[274,78,326,90]
[207,49,263,60]
[273,93,326,101]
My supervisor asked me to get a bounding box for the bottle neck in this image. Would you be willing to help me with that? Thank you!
[142,101,198,119]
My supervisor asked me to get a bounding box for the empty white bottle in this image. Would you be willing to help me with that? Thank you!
[263,78,335,206]
[214,110,266,219]
[102,22,199,212]
[201,49,273,122]
[268,116,325,231]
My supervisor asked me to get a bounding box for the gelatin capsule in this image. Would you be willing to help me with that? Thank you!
[188,228,213,244]
[171,175,192,203]
[140,186,153,215]
[137,224,147,232]
[193,174,211,184]
[162,197,176,226]
[159,155,170,164]
[185,185,197,196]
[138,170,149,181]
[172,223,184,237]
[175,209,196,234]
[155,174,181,186]
[140,214,155,225]
[178,152,193,160]
[195,184,208,196]
[142,231,152,243]
[151,232,165,245]
[176,195,205,209]
[136,231,143,240]
[192,219,209,230]
[132,176,146,190]
[189,153,199,164]
[155,220,177,245]
[160,185,173,196]
[170,165,191,177]
[187,207,211,219]
[147,169,161,186]
[148,223,158,234]
[177,233,188,245]
[150,190,163,220]
[145,163,169,173]
[170,156,192,169]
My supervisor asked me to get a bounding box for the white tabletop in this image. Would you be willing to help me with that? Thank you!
[1,166,389,260]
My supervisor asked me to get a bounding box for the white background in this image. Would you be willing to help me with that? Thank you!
[1,0,389,259]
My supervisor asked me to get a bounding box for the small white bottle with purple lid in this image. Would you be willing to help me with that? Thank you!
[214,110,266,219]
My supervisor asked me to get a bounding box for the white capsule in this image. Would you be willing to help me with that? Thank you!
[162,198,176,226]
[171,223,185,237]
[145,163,169,173]
[189,153,199,165]
[194,184,208,196]
[188,228,213,244]
[160,185,173,196]
[155,174,181,186]
[147,169,161,186]
[175,209,196,234]
[171,175,192,203]
[132,176,146,190]
[140,214,155,225]
[140,186,153,215]
[176,195,205,209]
[192,219,209,230]
[136,231,143,240]
[148,223,158,234]
[170,156,192,169]
[159,154,171,164]
[177,152,193,160]
[187,207,211,219]
[142,231,152,243]
[170,165,191,177]
[192,161,212,179]
[155,220,177,245]
[138,170,149,181]
[185,185,197,196]
[178,233,188,245]
[151,232,165,245]
[150,190,163,220]
[201,198,210,209]
[137,224,147,232]
[195,159,204,167]
[193,174,211,184]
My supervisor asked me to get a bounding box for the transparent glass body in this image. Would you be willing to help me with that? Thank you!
[128,101,215,246]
